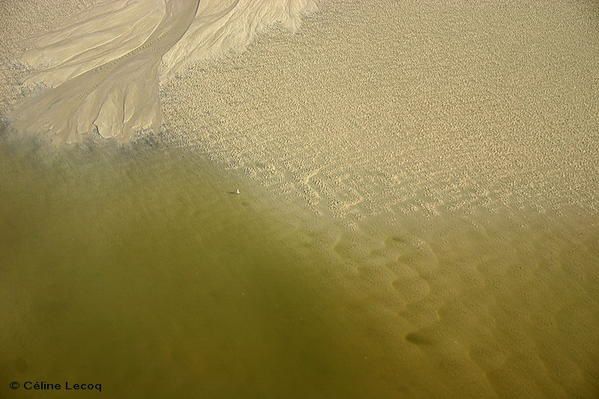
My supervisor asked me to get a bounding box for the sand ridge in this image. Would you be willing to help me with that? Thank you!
[10,0,201,143]
[4,0,321,143]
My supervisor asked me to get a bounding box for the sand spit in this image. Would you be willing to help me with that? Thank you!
[3,0,320,143]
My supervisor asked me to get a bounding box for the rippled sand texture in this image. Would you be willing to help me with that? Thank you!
[0,0,100,115]
[4,0,320,143]
[329,209,599,398]
[162,0,599,218]
[2,1,599,398]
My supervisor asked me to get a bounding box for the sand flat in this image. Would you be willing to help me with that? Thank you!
[162,0,599,219]
[3,0,321,143]
[1,1,599,398]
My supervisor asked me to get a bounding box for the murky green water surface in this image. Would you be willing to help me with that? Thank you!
[1,138,598,398]
[0,140,389,398]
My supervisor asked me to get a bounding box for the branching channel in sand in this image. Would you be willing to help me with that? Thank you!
[9,0,320,144]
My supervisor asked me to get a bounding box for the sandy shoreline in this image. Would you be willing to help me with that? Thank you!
[1,1,599,398]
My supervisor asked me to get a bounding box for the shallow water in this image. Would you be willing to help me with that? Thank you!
[0,139,403,398]
[0,138,598,398]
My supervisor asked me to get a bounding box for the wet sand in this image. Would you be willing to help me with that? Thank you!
[3,0,320,143]
[161,0,599,219]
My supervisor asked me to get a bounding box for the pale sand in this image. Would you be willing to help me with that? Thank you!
[1,1,599,398]
[0,0,100,115]
[2,0,320,143]
[160,0,599,219]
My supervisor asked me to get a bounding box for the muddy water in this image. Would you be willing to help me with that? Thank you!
[0,138,598,398]
[332,209,599,398]
[0,138,408,399]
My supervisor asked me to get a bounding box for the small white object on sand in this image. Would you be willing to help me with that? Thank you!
[235,189,240,195]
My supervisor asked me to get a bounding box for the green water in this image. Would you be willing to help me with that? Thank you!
[1,138,598,398]
[0,140,396,398]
